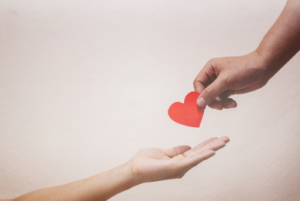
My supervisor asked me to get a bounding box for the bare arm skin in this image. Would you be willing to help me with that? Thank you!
[1,137,229,201]
[194,0,300,110]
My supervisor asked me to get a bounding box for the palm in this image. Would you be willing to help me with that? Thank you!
[129,136,229,183]
[130,148,179,182]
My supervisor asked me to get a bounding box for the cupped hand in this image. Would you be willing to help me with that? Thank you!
[194,51,270,110]
[128,136,229,184]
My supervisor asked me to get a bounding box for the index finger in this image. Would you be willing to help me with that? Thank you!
[193,60,217,93]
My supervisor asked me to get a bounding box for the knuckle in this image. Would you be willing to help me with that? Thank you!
[208,58,216,66]
[220,73,232,87]
[193,79,198,87]
[205,86,214,95]
[206,66,216,76]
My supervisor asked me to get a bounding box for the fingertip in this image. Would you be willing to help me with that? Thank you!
[215,106,223,110]
[209,105,223,110]
[197,97,207,108]
[215,96,222,102]
[164,145,192,158]
[179,145,192,153]
[220,136,230,143]
[223,99,237,109]
[184,145,192,150]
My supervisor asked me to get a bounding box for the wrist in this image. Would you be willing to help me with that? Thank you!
[114,162,141,190]
[252,49,271,69]
[250,50,274,81]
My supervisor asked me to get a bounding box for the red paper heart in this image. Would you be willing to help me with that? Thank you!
[168,91,204,127]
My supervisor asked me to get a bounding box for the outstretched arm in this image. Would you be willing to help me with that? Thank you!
[3,137,229,201]
[194,0,300,110]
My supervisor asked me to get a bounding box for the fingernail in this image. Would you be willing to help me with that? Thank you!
[197,97,207,108]
[228,102,237,108]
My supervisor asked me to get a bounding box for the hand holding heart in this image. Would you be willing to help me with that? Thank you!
[168,92,204,127]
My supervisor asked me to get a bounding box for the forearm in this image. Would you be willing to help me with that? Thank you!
[14,163,137,201]
[3,138,228,201]
[255,0,300,78]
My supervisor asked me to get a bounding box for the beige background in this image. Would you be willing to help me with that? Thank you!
[1,0,300,200]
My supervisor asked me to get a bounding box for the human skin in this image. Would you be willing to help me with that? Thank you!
[1,137,229,201]
[194,0,300,110]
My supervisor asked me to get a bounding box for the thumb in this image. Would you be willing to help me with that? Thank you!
[196,77,228,108]
[163,145,191,158]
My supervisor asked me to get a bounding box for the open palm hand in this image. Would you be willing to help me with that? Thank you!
[129,136,229,184]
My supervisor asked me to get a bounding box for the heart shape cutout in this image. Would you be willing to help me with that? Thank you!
[168,91,204,127]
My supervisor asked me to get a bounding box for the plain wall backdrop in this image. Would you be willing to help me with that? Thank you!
[1,0,300,200]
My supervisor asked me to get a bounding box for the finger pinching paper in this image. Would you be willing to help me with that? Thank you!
[168,92,204,128]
